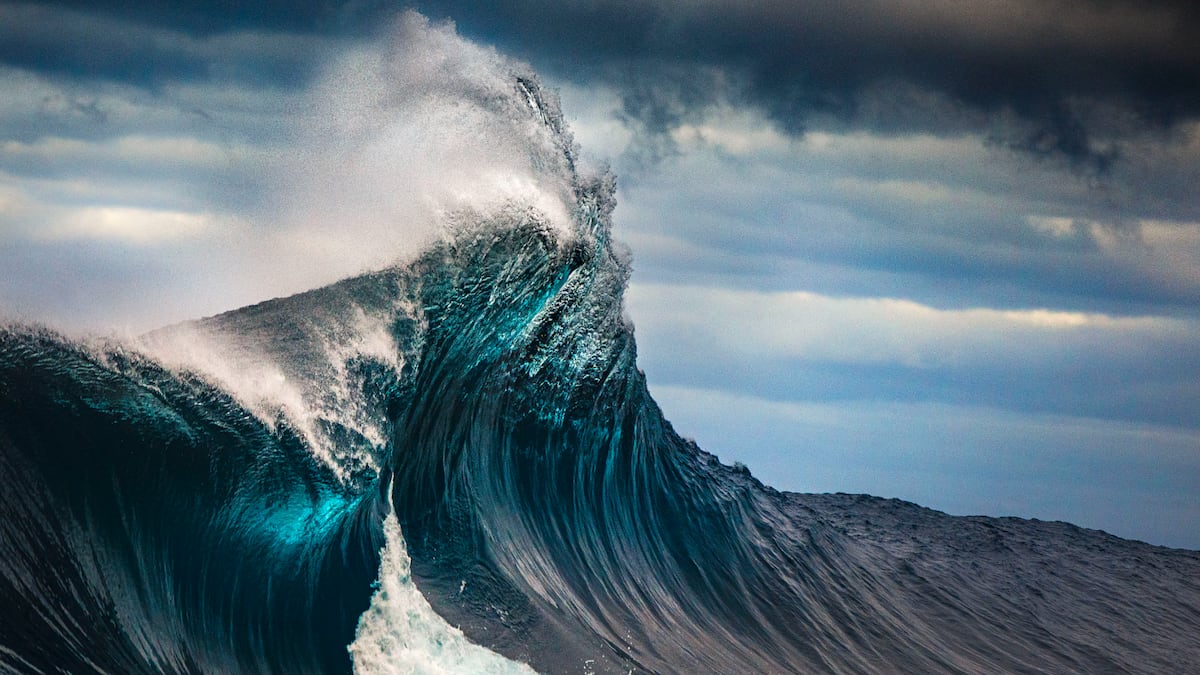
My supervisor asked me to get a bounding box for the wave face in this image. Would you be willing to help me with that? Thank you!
[3,64,1200,675]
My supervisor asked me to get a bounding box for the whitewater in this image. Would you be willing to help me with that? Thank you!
[2,12,1199,675]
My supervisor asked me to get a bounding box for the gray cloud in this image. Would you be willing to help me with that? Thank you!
[628,283,1200,429]
[607,121,1200,318]
[7,1,1196,170]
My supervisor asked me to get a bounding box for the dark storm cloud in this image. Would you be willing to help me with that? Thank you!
[416,0,1200,168]
[39,0,379,34]
[0,1,356,88]
[9,0,1197,168]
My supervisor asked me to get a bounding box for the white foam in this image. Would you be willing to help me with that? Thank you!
[350,507,537,675]
[133,302,407,484]
[130,326,324,452]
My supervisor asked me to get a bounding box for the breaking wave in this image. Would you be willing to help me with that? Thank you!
[2,13,1198,675]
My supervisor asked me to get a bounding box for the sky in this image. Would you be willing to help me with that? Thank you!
[1,1,1198,549]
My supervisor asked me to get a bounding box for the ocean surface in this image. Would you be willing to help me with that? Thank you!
[2,65,1199,675]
